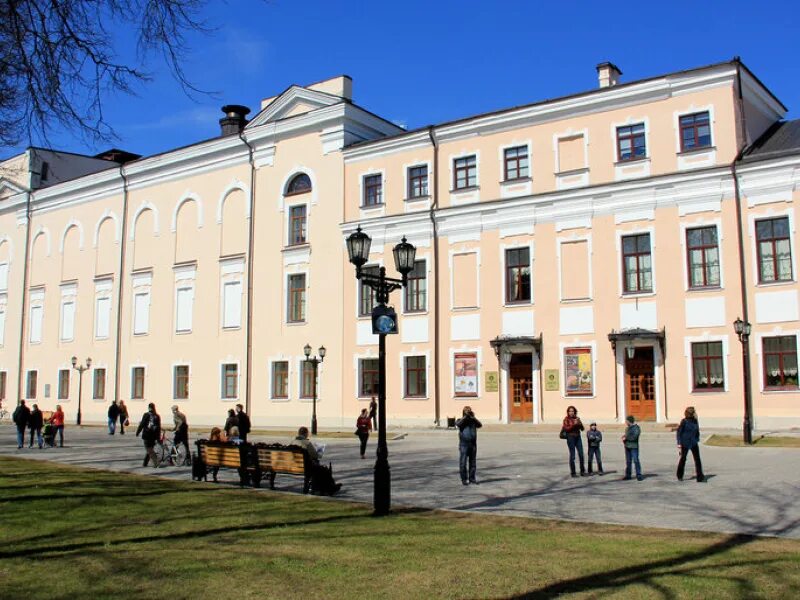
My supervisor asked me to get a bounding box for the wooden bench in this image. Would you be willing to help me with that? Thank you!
[251,443,312,493]
[194,440,255,486]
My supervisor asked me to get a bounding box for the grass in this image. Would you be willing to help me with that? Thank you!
[705,434,800,448]
[1,457,799,599]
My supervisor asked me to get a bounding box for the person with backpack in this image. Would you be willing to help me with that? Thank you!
[456,406,482,485]
[13,400,31,449]
[136,403,162,467]
[28,404,44,449]
[235,404,251,443]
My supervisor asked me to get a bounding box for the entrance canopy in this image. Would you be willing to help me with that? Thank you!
[608,328,666,355]
[490,335,542,357]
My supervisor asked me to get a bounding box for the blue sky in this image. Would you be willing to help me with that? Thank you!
[8,0,800,158]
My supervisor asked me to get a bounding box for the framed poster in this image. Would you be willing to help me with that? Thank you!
[454,352,478,397]
[564,347,593,396]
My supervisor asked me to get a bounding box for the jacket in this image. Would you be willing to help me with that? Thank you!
[50,410,64,427]
[13,404,30,428]
[456,413,482,443]
[586,429,603,447]
[173,410,188,432]
[29,408,44,430]
[224,415,238,435]
[677,418,700,448]
[624,423,641,449]
[136,411,161,441]
[237,411,251,435]
[562,416,584,436]
[293,436,319,462]
[356,415,371,434]
[108,403,120,420]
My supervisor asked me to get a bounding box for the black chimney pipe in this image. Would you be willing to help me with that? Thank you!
[220,105,251,136]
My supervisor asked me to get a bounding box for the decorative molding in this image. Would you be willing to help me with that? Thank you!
[59,219,85,253]
[171,191,204,232]
[130,201,160,240]
[93,209,121,248]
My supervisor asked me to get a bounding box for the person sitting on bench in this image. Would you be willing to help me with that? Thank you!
[293,427,341,495]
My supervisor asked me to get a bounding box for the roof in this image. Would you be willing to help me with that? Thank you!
[741,119,800,162]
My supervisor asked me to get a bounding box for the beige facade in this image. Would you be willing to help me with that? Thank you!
[1,62,799,429]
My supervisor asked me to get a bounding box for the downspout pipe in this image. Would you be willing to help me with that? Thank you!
[15,179,33,405]
[427,127,441,426]
[239,129,257,416]
[113,165,130,404]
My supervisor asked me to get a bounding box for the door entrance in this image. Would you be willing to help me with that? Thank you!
[625,347,656,421]
[509,353,533,422]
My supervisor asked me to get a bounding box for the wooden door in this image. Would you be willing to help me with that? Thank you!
[625,347,656,421]
[509,353,533,422]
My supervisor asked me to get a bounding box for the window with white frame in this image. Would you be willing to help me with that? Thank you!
[0,304,6,346]
[222,281,242,329]
[93,368,106,400]
[362,174,383,207]
[94,278,113,339]
[691,342,724,391]
[221,363,238,399]
[132,272,152,336]
[404,261,427,313]
[359,358,379,397]
[503,146,529,180]
[622,233,652,293]
[174,365,189,400]
[300,361,316,399]
[453,155,477,190]
[288,205,307,245]
[505,247,531,304]
[407,165,428,199]
[404,355,427,398]
[756,217,792,283]
[271,361,289,399]
[616,123,646,161]
[359,265,379,316]
[131,366,145,399]
[29,302,43,344]
[287,273,306,323]
[763,336,798,390]
[686,226,720,288]
[26,370,37,399]
[175,287,194,332]
[0,262,8,291]
[58,369,69,399]
[60,300,75,342]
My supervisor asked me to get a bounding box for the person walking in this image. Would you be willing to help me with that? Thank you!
[172,405,191,464]
[224,409,238,437]
[355,408,372,459]
[235,404,251,443]
[50,405,65,447]
[368,396,377,431]
[13,400,31,449]
[586,422,604,475]
[108,400,120,435]
[118,400,129,435]
[677,406,705,482]
[622,415,643,481]
[136,403,162,467]
[456,406,482,485]
[28,404,44,449]
[562,406,586,477]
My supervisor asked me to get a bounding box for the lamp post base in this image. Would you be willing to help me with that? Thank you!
[373,454,391,516]
[743,417,752,445]
[76,412,82,426]
[311,415,318,436]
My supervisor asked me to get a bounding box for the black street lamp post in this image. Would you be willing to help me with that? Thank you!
[346,226,416,516]
[733,318,753,445]
[71,356,92,426]
[303,343,326,436]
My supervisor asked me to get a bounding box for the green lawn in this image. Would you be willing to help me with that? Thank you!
[705,434,800,448]
[1,457,799,599]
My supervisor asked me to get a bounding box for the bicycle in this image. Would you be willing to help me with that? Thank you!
[153,431,189,467]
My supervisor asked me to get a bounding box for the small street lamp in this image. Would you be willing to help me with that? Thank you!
[733,318,753,445]
[303,344,326,436]
[71,356,92,426]
[346,225,416,516]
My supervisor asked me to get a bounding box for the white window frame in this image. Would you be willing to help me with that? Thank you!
[296,356,320,402]
[615,227,656,297]
[683,335,730,394]
[285,269,308,325]
[449,151,481,192]
[130,364,147,400]
[174,264,196,334]
[680,218,725,291]
[403,161,432,201]
[500,243,534,307]
[400,351,430,400]
[748,208,797,288]
[674,105,716,154]
[268,358,291,401]
[172,362,191,401]
[132,271,152,336]
[556,235,593,302]
[754,328,800,393]
[29,289,45,344]
[448,248,481,310]
[285,201,310,247]
[220,361,240,401]
[93,278,113,340]
[498,140,532,181]
[401,256,429,314]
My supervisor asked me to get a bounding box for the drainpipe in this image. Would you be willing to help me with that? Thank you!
[427,127,441,426]
[113,165,130,404]
[15,161,33,405]
[239,130,257,416]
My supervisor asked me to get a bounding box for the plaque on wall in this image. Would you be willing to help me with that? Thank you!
[485,371,499,392]
[544,369,560,391]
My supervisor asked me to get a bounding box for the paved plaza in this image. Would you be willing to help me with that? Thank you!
[2,423,799,539]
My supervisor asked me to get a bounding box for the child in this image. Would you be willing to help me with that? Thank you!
[586,422,604,475]
[622,415,642,481]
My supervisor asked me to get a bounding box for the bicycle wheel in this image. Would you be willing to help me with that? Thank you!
[152,442,167,466]
[174,443,188,466]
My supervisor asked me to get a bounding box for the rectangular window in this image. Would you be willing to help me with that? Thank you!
[359,265,379,317]
[558,135,585,172]
[617,123,646,161]
[407,165,428,199]
[93,368,106,400]
[60,300,75,342]
[453,353,477,397]
[505,248,531,303]
[133,292,150,335]
[0,308,5,346]
[26,370,37,399]
[30,304,43,343]
[453,155,477,190]
[560,240,590,300]
[300,361,315,399]
[289,205,307,245]
[95,297,111,339]
[271,361,289,399]
[404,261,427,313]
[763,336,798,389]
[0,371,7,400]
[58,369,70,400]
[131,367,145,399]
[287,274,306,323]
[452,253,478,308]
[363,174,383,207]
[687,226,720,288]
[221,363,238,399]
[222,281,242,329]
[405,356,427,398]
[359,358,379,397]
[0,263,8,290]
[622,233,653,293]
[756,217,792,283]
[503,146,529,180]
[680,111,712,152]
[174,365,189,400]
[564,347,593,396]
[692,342,724,391]
[175,287,194,332]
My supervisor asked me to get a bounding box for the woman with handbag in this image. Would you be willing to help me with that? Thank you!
[355,408,372,459]
[562,405,586,477]
[118,400,129,435]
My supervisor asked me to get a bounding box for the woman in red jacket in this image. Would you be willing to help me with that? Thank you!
[562,405,586,477]
[49,405,65,448]
[355,409,372,459]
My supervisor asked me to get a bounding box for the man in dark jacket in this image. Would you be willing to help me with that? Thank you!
[13,400,31,449]
[28,404,44,449]
[108,401,120,435]
[456,406,482,485]
[136,403,162,467]
[235,403,251,443]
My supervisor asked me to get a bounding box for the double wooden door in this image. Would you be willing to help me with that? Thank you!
[509,353,533,422]
[625,347,656,421]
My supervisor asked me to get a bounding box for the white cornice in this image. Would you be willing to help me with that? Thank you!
[344,130,432,163]
[247,86,342,128]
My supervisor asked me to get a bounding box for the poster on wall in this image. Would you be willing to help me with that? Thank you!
[454,352,478,396]
[564,347,593,396]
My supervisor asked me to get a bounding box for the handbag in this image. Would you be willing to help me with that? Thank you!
[559,428,567,440]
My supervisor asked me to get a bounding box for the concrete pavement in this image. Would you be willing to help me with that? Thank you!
[2,423,799,539]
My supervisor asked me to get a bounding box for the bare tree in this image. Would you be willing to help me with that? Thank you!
[0,0,212,148]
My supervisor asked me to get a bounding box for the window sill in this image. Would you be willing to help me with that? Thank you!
[687,285,723,293]
[132,332,149,337]
[283,243,310,252]
[555,167,589,177]
[404,195,431,202]
[560,297,592,304]
[450,186,479,194]
[175,331,192,335]
[500,177,531,185]
[222,326,242,332]
[360,203,385,210]
[504,300,533,308]
[691,388,727,394]
[286,321,307,327]
[220,398,239,402]
[452,306,480,312]
[763,387,799,393]
[621,291,656,299]
[298,397,317,403]
[403,309,428,316]
[270,397,290,402]
[404,396,429,401]
[284,190,311,197]
[614,157,649,166]
[755,280,796,288]
[677,145,715,156]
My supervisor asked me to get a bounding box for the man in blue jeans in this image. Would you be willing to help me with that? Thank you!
[622,415,643,481]
[13,400,31,449]
[457,406,482,485]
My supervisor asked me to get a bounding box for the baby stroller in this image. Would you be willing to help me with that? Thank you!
[43,423,56,448]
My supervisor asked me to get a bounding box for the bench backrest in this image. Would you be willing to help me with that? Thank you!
[198,441,243,469]
[255,446,306,475]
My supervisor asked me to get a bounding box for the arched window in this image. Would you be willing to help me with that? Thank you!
[286,173,312,195]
